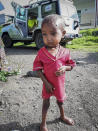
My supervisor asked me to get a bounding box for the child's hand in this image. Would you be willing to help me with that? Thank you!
[37,70,55,94]
[45,82,55,94]
[55,66,67,76]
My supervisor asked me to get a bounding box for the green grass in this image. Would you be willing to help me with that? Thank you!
[66,36,98,52]
[0,26,2,36]
[66,28,98,52]
[14,42,36,47]
[80,28,98,36]
[0,26,2,32]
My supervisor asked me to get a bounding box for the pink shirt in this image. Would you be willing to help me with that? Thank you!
[33,46,76,102]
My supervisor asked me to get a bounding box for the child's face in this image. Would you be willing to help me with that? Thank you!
[42,23,64,48]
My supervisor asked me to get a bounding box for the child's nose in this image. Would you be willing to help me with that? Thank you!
[47,35,51,41]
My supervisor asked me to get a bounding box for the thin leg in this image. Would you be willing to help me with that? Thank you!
[57,100,74,125]
[40,99,50,131]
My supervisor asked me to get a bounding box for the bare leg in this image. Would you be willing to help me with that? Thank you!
[40,99,50,131]
[57,100,74,125]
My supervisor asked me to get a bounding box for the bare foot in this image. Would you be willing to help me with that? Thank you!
[60,116,74,125]
[40,123,48,131]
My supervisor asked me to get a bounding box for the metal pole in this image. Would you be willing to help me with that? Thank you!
[95,0,96,27]
[95,0,98,28]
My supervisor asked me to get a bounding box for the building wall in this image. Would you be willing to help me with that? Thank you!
[73,0,97,28]
[0,0,31,25]
[0,0,30,16]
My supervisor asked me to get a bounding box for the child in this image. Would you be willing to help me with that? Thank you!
[33,14,76,131]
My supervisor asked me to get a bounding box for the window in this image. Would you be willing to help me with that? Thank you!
[42,2,57,18]
[16,6,26,21]
[28,7,38,18]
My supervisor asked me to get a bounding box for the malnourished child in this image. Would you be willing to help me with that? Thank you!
[33,14,76,131]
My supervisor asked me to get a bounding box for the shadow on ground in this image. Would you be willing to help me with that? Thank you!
[0,122,40,131]
[0,118,61,131]
[5,46,38,56]
[75,52,98,65]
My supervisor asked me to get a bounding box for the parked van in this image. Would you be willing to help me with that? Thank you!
[1,0,79,49]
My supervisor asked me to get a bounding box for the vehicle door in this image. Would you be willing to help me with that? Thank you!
[15,4,28,37]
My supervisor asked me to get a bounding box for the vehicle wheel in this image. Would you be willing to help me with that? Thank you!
[24,42,31,45]
[35,32,44,49]
[2,34,13,48]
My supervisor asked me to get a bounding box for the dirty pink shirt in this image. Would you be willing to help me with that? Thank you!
[33,46,76,102]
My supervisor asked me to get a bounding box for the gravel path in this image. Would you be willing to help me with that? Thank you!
[0,46,98,131]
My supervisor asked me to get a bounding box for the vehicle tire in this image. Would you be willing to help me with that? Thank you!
[35,32,44,49]
[24,42,31,45]
[2,34,13,48]
[60,41,67,47]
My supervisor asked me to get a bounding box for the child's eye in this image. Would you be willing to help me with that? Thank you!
[51,32,56,36]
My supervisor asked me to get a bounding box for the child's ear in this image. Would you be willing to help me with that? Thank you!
[62,30,66,38]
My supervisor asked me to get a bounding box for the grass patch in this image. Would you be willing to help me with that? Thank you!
[14,42,36,47]
[66,28,98,52]
[0,26,2,36]
[26,43,36,47]
[66,36,98,52]
[0,26,2,32]
[80,28,98,36]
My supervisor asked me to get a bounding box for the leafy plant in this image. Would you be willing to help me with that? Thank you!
[0,70,19,82]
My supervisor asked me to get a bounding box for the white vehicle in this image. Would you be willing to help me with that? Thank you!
[1,0,79,49]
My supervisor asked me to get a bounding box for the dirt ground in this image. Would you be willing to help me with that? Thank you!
[0,46,98,131]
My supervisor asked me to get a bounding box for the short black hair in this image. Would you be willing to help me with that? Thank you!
[41,14,66,31]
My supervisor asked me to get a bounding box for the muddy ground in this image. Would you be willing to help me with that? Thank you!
[0,46,98,131]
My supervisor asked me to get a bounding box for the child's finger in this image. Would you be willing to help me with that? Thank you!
[55,71,65,76]
[55,72,60,76]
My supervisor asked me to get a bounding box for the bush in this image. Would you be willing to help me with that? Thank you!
[92,31,98,36]
[80,28,98,36]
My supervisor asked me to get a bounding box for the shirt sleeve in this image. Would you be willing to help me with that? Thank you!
[65,50,76,68]
[33,53,43,71]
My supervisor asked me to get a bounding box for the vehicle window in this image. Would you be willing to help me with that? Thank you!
[16,6,26,21]
[42,2,56,18]
[28,7,38,18]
